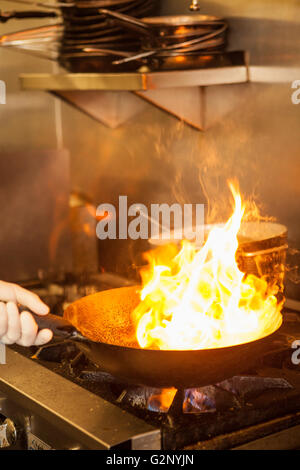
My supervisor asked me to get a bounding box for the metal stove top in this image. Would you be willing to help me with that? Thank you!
[1,305,300,450]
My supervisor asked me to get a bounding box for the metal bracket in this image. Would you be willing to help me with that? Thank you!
[53,89,147,129]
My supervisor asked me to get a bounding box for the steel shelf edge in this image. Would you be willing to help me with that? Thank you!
[19,66,249,92]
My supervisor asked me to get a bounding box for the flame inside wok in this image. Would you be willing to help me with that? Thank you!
[132,182,283,351]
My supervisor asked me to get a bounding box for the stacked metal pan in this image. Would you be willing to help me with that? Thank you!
[59,0,160,72]
[60,5,229,72]
[0,1,229,72]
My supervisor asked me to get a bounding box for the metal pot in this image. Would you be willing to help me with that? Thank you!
[148,221,288,297]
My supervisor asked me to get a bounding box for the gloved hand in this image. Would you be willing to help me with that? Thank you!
[0,281,53,346]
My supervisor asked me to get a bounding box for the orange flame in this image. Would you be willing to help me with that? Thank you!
[132,182,283,350]
[147,388,177,412]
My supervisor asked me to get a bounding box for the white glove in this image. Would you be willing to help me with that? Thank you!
[0,281,53,346]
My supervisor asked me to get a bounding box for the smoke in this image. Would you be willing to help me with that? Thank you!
[285,248,300,285]
[148,106,274,227]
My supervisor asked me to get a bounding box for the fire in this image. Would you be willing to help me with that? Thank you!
[147,388,177,412]
[132,182,283,350]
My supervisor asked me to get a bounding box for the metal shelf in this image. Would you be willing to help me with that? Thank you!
[19,64,300,131]
[17,50,251,130]
[20,65,249,91]
[18,52,250,130]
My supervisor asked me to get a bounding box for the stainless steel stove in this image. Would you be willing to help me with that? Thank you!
[0,278,300,450]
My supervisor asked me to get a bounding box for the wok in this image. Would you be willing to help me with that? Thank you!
[33,285,284,389]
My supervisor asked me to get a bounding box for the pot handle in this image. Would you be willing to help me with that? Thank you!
[82,47,131,58]
[0,10,57,23]
[99,8,150,35]
[113,49,156,65]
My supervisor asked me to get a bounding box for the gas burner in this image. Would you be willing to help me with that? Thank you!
[28,331,294,417]
[116,377,292,415]
[119,385,231,414]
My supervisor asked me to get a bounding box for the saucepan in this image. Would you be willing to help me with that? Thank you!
[98,8,228,62]
[98,8,228,43]
[86,8,229,68]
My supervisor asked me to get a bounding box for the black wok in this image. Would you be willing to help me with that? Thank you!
[32,286,284,389]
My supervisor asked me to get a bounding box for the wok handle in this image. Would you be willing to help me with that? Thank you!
[99,8,150,35]
[33,312,74,336]
[19,307,86,341]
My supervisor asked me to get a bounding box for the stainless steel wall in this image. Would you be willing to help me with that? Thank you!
[0,1,299,297]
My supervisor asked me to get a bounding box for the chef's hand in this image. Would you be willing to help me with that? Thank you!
[0,281,53,346]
